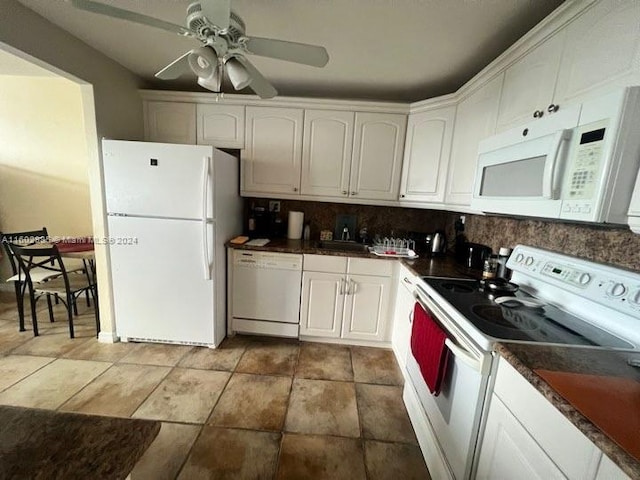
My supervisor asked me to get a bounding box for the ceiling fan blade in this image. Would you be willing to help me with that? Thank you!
[244,37,329,67]
[233,56,277,99]
[69,0,195,37]
[155,51,193,80]
[200,0,231,32]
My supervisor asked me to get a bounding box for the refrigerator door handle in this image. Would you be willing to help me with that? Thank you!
[202,156,211,280]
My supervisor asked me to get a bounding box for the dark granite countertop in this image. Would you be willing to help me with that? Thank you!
[496,343,640,479]
[0,405,160,479]
[226,238,482,279]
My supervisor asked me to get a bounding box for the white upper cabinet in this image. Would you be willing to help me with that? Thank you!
[144,101,196,144]
[242,106,304,195]
[446,74,503,207]
[197,104,245,148]
[554,0,640,106]
[350,112,406,201]
[300,109,354,198]
[399,105,456,203]
[495,32,565,133]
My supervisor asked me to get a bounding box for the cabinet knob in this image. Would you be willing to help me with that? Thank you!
[293,187,298,192]
[342,190,348,195]
[533,110,544,118]
[350,191,357,196]
[400,194,406,198]
[547,103,559,113]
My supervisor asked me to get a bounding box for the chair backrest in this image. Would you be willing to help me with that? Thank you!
[0,228,49,276]
[9,243,70,291]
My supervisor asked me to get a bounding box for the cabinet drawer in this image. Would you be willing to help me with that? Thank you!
[494,358,601,479]
[348,257,394,276]
[303,254,347,273]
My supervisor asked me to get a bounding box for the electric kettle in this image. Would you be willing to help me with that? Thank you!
[431,230,446,255]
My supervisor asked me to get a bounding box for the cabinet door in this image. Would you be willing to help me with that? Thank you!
[554,0,640,105]
[242,106,303,195]
[145,101,196,144]
[445,74,503,206]
[628,169,640,233]
[300,109,354,198]
[595,455,630,480]
[341,274,392,342]
[399,106,456,203]
[197,104,245,148]
[495,32,565,133]
[392,270,416,372]
[350,112,406,201]
[476,396,567,480]
[300,271,344,338]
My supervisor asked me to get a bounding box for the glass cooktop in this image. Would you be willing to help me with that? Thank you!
[422,277,633,349]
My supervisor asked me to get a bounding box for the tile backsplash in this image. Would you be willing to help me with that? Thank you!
[444,213,640,272]
[244,198,640,272]
[244,198,448,240]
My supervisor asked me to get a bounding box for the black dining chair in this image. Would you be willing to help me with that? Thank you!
[1,228,62,331]
[10,243,98,338]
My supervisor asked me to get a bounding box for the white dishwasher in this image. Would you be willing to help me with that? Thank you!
[231,250,303,338]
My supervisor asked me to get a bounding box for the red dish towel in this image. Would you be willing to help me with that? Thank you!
[411,302,450,396]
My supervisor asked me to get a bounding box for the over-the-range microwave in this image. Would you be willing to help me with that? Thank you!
[471,87,640,224]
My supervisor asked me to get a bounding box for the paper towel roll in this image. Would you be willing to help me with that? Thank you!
[287,211,304,240]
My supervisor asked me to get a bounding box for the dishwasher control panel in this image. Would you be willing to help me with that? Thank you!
[233,250,302,270]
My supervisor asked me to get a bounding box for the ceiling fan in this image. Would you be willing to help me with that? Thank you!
[69,0,330,98]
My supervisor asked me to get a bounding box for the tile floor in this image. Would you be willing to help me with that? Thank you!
[0,292,430,479]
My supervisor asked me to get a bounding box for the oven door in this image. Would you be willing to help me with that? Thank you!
[406,285,492,480]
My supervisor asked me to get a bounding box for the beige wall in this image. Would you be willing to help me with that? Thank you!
[0,76,92,243]
[0,0,145,141]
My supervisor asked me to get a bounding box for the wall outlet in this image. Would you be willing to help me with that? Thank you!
[269,200,281,213]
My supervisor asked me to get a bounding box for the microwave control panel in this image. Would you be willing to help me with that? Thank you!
[565,123,607,201]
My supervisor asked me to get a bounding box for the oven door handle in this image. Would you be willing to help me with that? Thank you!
[444,338,484,374]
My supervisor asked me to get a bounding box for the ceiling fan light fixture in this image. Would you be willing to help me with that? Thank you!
[188,46,218,78]
[197,68,221,92]
[225,56,252,90]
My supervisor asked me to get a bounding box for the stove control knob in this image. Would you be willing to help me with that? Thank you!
[578,273,591,285]
[515,253,524,263]
[606,282,627,298]
[525,256,534,266]
[628,289,640,306]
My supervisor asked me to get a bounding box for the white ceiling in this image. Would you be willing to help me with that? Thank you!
[17,0,564,102]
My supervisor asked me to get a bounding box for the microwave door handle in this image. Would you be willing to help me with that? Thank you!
[542,129,571,199]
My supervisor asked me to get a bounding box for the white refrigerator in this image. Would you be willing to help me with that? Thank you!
[102,139,242,347]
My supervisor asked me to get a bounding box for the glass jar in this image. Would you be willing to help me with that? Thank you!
[482,255,498,279]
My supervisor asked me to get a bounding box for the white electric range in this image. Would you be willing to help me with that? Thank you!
[404,245,640,480]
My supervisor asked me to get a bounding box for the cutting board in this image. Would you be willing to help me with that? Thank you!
[535,369,640,460]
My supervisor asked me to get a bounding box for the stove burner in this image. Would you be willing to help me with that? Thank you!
[471,305,536,331]
[441,282,474,293]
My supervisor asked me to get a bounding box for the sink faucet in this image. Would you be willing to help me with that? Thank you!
[341,224,350,241]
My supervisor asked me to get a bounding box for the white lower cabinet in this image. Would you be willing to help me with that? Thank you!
[476,396,567,480]
[300,271,344,338]
[391,264,416,373]
[477,357,629,480]
[300,255,394,343]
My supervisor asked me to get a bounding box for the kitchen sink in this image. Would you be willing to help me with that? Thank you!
[317,240,370,253]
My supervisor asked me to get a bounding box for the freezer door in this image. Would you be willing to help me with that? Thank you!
[108,215,216,345]
[103,139,214,220]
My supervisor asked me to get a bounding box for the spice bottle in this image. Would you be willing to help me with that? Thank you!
[482,255,498,279]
